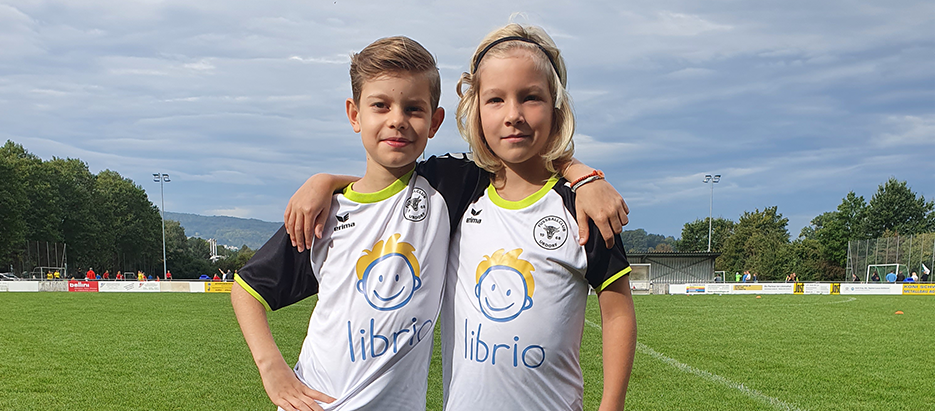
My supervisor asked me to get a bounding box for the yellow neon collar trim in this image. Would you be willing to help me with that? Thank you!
[487,176,559,210]
[343,169,414,204]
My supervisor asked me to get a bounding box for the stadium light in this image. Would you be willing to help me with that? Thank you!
[153,173,170,278]
[703,174,721,252]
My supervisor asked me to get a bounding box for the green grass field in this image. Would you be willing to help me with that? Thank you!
[1,292,931,410]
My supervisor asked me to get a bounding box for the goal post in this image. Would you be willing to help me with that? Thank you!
[865,264,908,282]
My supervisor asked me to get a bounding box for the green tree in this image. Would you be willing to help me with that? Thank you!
[720,206,790,281]
[677,217,735,253]
[864,178,935,238]
[619,229,677,253]
[93,170,162,273]
[0,151,27,266]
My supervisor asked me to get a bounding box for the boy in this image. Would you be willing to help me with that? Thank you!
[232,36,471,411]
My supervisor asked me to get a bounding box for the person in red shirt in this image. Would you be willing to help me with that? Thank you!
[166,271,173,281]
[86,268,95,280]
[103,271,110,280]
[212,274,221,282]
[116,271,124,280]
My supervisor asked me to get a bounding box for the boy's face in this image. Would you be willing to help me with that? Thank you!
[347,72,444,173]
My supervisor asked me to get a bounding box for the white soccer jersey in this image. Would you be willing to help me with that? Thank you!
[237,164,482,411]
[441,176,631,411]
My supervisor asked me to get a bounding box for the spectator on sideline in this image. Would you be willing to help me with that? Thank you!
[885,271,897,282]
[212,273,221,282]
[86,268,95,280]
[742,270,751,282]
[166,271,172,281]
[714,273,722,282]
[752,272,758,282]
[103,270,110,280]
[232,270,238,282]
[896,272,905,282]
[46,271,53,280]
[871,272,881,282]
[53,270,60,280]
[735,272,741,282]
[851,273,859,282]
[910,271,919,282]
[116,271,123,280]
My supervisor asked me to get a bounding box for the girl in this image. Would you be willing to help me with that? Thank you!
[438,23,636,411]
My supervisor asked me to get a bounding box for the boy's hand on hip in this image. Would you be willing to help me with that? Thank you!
[260,361,335,411]
[574,179,629,248]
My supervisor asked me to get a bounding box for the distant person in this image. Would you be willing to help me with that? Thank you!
[46,271,53,280]
[910,271,919,282]
[147,275,152,280]
[896,272,905,282]
[714,273,722,282]
[752,273,758,282]
[166,271,172,281]
[116,271,124,280]
[851,273,859,282]
[53,270,60,280]
[103,270,110,280]
[232,270,238,282]
[86,268,95,280]
[138,271,145,282]
[922,264,931,282]
[871,272,881,282]
[735,272,741,282]
[95,273,100,280]
[212,274,221,282]
[885,271,897,282]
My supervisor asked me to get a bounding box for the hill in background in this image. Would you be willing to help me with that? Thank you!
[164,212,280,249]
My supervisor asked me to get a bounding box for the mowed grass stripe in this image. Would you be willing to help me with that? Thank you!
[1,293,932,410]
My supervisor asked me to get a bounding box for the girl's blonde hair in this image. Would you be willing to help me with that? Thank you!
[456,23,575,175]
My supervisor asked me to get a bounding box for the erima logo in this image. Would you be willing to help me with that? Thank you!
[466,208,482,224]
[334,213,355,232]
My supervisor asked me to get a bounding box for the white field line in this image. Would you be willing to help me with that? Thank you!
[585,319,806,411]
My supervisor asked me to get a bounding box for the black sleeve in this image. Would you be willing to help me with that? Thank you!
[236,225,319,310]
[416,153,489,233]
[554,179,631,291]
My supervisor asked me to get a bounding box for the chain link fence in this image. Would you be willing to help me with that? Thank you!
[847,233,935,280]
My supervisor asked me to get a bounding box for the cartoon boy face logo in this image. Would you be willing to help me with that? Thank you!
[356,234,422,311]
[474,249,535,322]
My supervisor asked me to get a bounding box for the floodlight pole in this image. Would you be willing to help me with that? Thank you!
[154,173,170,278]
[703,174,721,252]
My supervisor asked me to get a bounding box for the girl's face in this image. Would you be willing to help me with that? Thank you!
[477,49,554,172]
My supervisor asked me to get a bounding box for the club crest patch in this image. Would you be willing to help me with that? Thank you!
[533,215,568,250]
[404,188,428,221]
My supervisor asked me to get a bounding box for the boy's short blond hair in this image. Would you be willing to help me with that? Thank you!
[456,24,575,175]
[350,36,441,110]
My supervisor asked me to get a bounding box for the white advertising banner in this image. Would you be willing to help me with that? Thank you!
[838,283,902,295]
[98,281,161,292]
[189,282,206,293]
[803,283,831,295]
[2,281,40,292]
[669,284,687,294]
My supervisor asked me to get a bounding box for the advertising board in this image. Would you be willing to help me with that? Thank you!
[838,284,902,295]
[205,282,233,293]
[68,281,99,292]
[902,284,935,295]
[98,281,160,292]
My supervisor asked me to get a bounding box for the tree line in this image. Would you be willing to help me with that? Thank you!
[669,178,935,281]
[0,141,255,279]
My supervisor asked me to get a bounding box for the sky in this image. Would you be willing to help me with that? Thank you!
[2,0,933,239]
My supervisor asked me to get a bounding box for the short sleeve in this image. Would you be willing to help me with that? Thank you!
[582,219,631,292]
[551,179,631,291]
[235,226,319,311]
[416,153,489,233]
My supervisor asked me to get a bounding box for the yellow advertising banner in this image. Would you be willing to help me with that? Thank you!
[830,283,840,295]
[733,284,762,291]
[793,283,805,294]
[205,282,233,293]
[902,284,935,295]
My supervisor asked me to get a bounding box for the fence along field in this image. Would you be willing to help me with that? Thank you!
[0,293,931,410]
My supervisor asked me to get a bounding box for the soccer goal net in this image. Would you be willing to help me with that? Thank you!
[865,264,908,282]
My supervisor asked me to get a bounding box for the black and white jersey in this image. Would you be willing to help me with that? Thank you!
[237,161,484,411]
[441,176,631,411]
